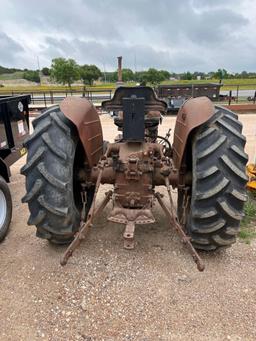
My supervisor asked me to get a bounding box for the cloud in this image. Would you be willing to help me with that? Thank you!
[0,0,255,72]
[0,32,24,65]
[42,36,207,71]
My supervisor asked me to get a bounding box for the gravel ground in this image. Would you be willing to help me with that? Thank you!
[0,113,255,341]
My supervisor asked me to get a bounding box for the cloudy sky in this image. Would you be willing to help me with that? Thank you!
[0,0,255,72]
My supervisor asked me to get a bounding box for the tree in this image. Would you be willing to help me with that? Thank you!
[181,71,192,80]
[192,71,206,80]
[0,65,22,74]
[23,70,40,83]
[50,58,80,87]
[105,71,118,82]
[240,71,248,79]
[122,68,134,82]
[146,68,166,85]
[214,69,228,81]
[158,70,170,80]
[42,67,50,76]
[79,64,102,86]
[135,71,148,84]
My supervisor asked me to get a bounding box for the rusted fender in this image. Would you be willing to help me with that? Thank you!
[172,96,215,169]
[60,97,103,167]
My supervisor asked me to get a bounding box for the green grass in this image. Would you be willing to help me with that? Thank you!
[161,78,256,90]
[0,71,24,80]
[0,77,256,92]
[0,84,115,92]
[239,193,256,243]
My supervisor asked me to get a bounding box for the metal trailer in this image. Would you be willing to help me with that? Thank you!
[156,83,222,113]
[0,94,30,241]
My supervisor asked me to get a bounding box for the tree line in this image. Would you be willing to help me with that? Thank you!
[1,61,256,87]
[45,58,172,87]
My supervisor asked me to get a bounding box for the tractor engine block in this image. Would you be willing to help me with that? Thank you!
[112,142,159,208]
[91,141,176,209]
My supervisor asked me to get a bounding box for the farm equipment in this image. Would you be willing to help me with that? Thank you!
[21,87,248,271]
[0,94,30,241]
[247,163,256,192]
[247,91,256,103]
[156,83,223,113]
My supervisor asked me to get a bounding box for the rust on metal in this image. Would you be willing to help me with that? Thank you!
[60,97,103,167]
[172,96,215,169]
[123,221,135,249]
[117,56,122,82]
[224,103,256,112]
[57,88,207,271]
[155,191,205,272]
[60,190,113,266]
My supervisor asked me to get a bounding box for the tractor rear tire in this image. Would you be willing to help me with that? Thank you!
[0,176,12,242]
[180,106,248,250]
[21,106,92,244]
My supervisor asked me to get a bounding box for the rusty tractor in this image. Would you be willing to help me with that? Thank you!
[21,87,248,271]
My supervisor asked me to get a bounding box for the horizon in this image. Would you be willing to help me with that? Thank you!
[1,63,256,75]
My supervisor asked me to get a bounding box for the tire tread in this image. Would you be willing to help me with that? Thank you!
[187,106,248,250]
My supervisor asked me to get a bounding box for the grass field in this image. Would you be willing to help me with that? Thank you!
[0,77,256,91]
[0,71,24,80]
[162,78,256,90]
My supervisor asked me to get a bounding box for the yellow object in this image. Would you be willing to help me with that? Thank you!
[20,147,27,157]
[247,163,256,191]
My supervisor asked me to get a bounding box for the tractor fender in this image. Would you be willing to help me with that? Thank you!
[172,96,215,169]
[60,97,103,167]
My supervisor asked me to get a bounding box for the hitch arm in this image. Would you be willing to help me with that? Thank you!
[155,191,205,272]
[60,190,112,266]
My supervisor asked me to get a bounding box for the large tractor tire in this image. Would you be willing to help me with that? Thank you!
[21,106,94,244]
[0,176,12,241]
[179,106,248,250]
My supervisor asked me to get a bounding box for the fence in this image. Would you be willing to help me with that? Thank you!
[0,84,255,109]
[0,89,113,108]
[216,84,256,105]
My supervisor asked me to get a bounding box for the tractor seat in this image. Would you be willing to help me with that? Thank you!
[102,86,167,114]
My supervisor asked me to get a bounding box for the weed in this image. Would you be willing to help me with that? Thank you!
[239,193,256,243]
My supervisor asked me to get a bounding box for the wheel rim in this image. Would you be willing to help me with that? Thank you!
[0,189,7,230]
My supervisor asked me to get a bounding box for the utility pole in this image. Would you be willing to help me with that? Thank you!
[37,56,42,86]
[103,62,107,84]
[134,53,137,73]
[134,53,137,84]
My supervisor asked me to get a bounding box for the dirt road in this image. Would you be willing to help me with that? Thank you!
[0,113,255,341]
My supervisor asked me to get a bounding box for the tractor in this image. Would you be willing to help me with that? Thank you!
[21,87,248,270]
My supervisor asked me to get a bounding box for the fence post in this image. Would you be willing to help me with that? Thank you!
[50,91,53,104]
[228,90,232,105]
[43,92,46,107]
[236,85,239,103]
[254,90,256,104]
